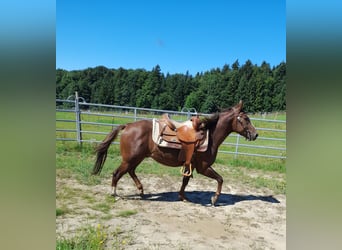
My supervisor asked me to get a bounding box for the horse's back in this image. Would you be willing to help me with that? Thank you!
[121,119,152,139]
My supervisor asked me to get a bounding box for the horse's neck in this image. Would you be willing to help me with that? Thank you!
[210,113,233,150]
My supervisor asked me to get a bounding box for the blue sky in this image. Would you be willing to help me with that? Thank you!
[57,0,286,75]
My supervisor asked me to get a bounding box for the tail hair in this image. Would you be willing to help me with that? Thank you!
[92,125,125,175]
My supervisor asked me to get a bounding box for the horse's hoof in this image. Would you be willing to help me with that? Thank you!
[179,196,189,202]
[110,193,121,202]
[211,196,217,206]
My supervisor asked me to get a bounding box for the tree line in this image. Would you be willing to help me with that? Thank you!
[56,59,286,113]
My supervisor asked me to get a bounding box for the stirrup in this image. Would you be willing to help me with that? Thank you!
[180,163,193,177]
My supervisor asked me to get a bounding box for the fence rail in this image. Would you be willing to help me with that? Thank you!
[56,93,286,160]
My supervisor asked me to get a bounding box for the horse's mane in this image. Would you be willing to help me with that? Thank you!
[200,112,220,129]
[219,107,234,113]
[200,107,237,129]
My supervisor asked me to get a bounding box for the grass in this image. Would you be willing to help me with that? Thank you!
[91,202,112,214]
[56,207,69,217]
[56,224,108,250]
[253,176,286,193]
[215,156,286,173]
[56,224,135,250]
[56,186,81,201]
[116,210,138,217]
[212,163,286,194]
[56,143,104,185]
[81,193,97,203]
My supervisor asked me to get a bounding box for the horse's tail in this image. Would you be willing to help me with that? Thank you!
[92,125,126,175]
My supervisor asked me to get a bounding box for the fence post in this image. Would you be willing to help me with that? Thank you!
[189,108,197,118]
[234,134,240,159]
[187,109,191,119]
[75,91,82,146]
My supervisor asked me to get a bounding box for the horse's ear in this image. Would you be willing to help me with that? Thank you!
[235,100,243,112]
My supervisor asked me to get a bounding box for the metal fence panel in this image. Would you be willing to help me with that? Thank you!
[56,94,286,160]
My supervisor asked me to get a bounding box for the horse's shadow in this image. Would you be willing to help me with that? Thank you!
[123,191,280,206]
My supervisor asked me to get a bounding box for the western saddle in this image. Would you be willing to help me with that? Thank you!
[159,114,205,176]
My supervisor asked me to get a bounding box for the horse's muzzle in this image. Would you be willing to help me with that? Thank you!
[247,131,258,141]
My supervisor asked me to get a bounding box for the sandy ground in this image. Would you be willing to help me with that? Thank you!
[56,172,286,249]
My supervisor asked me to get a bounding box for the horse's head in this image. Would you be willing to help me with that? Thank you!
[232,100,258,141]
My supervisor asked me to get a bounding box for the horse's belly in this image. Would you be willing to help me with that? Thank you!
[151,147,183,167]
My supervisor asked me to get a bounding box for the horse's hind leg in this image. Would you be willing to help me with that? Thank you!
[111,158,144,198]
[128,169,144,197]
[111,161,130,197]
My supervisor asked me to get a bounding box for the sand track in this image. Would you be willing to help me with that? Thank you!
[56,173,285,249]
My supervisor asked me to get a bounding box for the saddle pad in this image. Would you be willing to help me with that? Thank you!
[152,119,209,152]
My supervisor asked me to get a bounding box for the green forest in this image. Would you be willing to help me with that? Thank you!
[56,60,286,113]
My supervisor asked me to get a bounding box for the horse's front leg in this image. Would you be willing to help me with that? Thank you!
[200,166,223,206]
[179,175,191,201]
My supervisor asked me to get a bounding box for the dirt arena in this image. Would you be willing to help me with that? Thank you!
[56,167,285,249]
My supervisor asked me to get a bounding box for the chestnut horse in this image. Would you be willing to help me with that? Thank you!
[92,100,258,205]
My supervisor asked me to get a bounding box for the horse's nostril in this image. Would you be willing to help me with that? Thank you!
[255,133,258,139]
